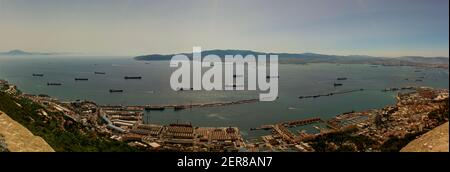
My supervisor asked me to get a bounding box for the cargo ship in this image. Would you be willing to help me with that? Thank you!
[109,89,123,93]
[124,76,142,79]
[94,72,106,75]
[47,82,62,86]
[145,106,165,111]
[74,78,88,81]
[32,73,44,77]
[174,105,187,111]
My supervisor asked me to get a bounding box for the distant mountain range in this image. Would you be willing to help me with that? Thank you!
[0,50,57,56]
[135,49,449,68]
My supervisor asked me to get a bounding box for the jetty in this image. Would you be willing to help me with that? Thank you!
[101,98,259,111]
[299,89,364,99]
[382,86,416,92]
[281,117,322,127]
[251,117,322,131]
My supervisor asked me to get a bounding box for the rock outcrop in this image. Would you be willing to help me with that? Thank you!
[0,111,54,152]
[401,122,449,152]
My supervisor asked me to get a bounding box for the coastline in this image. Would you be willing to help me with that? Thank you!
[1,78,448,152]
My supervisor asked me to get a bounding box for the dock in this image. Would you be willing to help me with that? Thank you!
[299,89,364,99]
[102,98,259,112]
[281,117,322,127]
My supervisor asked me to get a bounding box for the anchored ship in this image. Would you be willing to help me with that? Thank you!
[109,89,123,93]
[124,76,142,79]
[174,105,187,111]
[74,78,88,81]
[32,73,44,77]
[47,82,62,86]
[145,106,165,111]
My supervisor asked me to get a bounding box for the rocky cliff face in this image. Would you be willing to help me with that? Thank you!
[0,111,54,152]
[0,134,8,152]
[401,122,449,152]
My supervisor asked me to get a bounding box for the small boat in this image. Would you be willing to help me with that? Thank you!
[109,89,123,93]
[124,76,142,79]
[32,73,44,77]
[47,83,62,86]
[94,72,106,75]
[74,78,88,81]
[334,83,343,87]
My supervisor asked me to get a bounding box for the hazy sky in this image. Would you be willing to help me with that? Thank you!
[0,0,448,57]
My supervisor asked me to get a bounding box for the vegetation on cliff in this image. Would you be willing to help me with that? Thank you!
[0,92,141,152]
